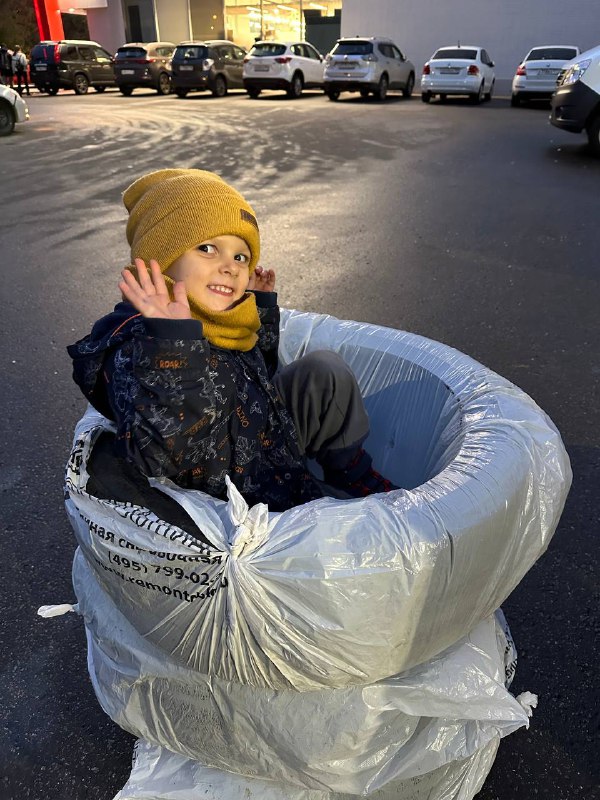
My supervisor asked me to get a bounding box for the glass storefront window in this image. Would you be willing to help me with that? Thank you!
[225,0,342,49]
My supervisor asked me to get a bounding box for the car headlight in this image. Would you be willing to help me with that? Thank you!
[560,58,591,86]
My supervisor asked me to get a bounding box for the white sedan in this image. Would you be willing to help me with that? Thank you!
[0,84,29,136]
[243,40,325,99]
[511,45,580,106]
[421,45,495,104]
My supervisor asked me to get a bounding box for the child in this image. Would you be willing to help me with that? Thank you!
[68,169,397,519]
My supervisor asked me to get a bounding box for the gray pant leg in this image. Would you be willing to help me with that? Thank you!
[273,350,370,470]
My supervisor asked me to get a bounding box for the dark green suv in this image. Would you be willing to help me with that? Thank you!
[29,39,115,95]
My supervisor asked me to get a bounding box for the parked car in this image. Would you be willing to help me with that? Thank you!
[421,45,495,104]
[511,45,580,106]
[243,40,325,98]
[551,43,600,156]
[323,36,415,101]
[29,39,115,95]
[114,41,175,96]
[0,84,29,136]
[171,40,246,97]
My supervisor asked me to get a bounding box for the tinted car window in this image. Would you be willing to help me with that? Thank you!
[305,44,321,60]
[93,47,112,62]
[527,47,578,61]
[249,43,287,57]
[233,46,245,60]
[78,47,94,61]
[173,45,209,60]
[332,41,373,56]
[393,45,405,60]
[31,44,54,62]
[432,48,477,60]
[156,46,174,57]
[63,46,79,60]
[116,47,147,59]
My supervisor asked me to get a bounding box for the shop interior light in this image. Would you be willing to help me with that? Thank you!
[309,2,327,9]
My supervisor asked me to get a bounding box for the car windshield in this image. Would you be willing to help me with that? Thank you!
[249,43,287,57]
[432,48,477,60]
[116,47,147,59]
[526,47,578,61]
[173,45,209,60]
[332,41,373,56]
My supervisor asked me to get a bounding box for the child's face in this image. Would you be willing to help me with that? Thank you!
[165,235,251,312]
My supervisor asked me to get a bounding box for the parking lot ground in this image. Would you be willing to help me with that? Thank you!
[1,89,599,800]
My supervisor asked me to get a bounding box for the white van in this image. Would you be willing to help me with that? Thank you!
[550,43,600,155]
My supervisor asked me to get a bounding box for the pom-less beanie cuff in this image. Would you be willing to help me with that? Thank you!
[123,169,260,273]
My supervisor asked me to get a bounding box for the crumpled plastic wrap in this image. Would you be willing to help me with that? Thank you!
[65,310,571,692]
[112,737,500,800]
[74,555,530,795]
[61,310,570,798]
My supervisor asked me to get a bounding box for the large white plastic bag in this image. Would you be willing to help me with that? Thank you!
[73,550,531,795]
[65,310,570,691]
[112,737,499,800]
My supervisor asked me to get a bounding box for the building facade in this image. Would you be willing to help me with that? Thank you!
[38,0,342,54]
[341,0,599,81]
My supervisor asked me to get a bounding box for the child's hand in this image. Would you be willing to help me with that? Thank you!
[119,259,191,320]
[248,265,276,292]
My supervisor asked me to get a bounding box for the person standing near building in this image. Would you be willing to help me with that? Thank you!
[12,46,29,95]
[0,44,12,86]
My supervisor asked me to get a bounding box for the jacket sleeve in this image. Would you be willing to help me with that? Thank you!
[253,291,280,379]
[104,317,218,479]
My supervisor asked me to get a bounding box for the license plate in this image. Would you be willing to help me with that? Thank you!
[254,64,270,72]
[36,64,47,71]
[440,67,459,74]
[340,63,355,69]
[540,68,558,75]
[121,69,135,75]
[180,65,193,71]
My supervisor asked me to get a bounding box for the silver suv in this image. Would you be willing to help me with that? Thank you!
[324,36,415,101]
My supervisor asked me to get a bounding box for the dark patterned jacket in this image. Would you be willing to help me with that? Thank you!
[67,293,324,511]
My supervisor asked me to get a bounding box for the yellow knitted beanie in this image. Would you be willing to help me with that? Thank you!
[123,168,260,273]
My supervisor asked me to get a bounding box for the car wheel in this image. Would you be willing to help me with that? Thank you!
[469,82,484,104]
[360,88,370,99]
[510,93,520,107]
[175,87,189,98]
[287,72,303,99]
[326,90,340,101]
[212,74,227,98]
[47,86,59,96]
[94,85,106,93]
[586,113,600,157]
[120,86,133,97]
[402,72,415,98]
[485,80,495,102]
[0,100,15,136]
[73,73,90,95]
[373,74,388,101]
[421,91,432,103]
[247,87,261,98]
[157,72,171,95]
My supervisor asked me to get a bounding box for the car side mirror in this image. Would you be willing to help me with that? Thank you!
[490,61,495,67]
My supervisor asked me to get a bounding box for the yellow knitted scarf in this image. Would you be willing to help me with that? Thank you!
[164,275,260,351]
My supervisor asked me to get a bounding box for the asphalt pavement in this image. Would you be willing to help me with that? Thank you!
[0,86,598,800]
